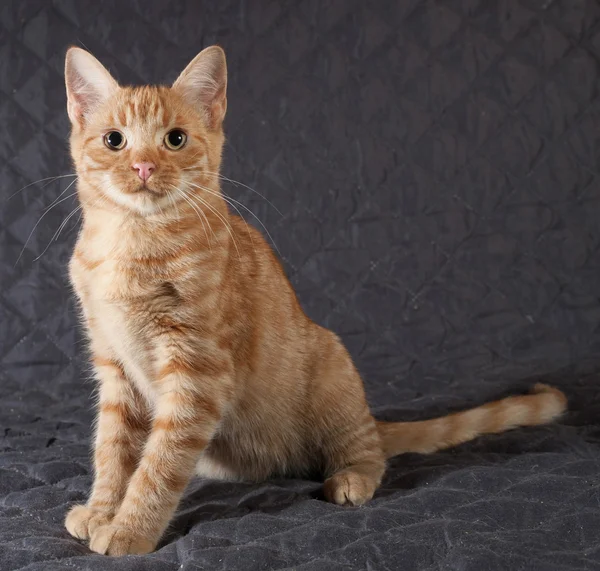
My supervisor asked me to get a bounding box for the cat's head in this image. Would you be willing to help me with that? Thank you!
[64,46,227,216]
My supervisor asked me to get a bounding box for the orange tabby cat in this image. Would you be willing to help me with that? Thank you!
[62,45,568,556]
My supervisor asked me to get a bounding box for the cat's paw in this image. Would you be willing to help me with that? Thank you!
[65,504,113,540]
[89,523,156,556]
[323,471,377,507]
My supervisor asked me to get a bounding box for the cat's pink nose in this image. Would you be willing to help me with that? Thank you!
[132,162,155,182]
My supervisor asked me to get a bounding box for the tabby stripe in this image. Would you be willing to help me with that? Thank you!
[150,423,208,451]
[157,356,229,380]
[93,356,120,370]
[75,250,103,270]
[130,244,204,266]
[100,402,148,432]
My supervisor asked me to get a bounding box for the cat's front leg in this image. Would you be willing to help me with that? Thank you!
[88,357,228,555]
[65,356,149,540]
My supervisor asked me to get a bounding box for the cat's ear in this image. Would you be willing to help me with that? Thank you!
[65,47,119,128]
[172,46,227,130]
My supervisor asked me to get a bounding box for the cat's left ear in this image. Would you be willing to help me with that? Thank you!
[65,47,119,128]
[172,46,227,130]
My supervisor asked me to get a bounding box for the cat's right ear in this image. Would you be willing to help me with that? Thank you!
[65,47,119,128]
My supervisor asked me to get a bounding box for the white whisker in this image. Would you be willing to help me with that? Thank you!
[6,173,78,202]
[165,189,181,230]
[184,181,255,249]
[179,186,241,259]
[15,178,79,266]
[169,184,214,250]
[187,180,280,256]
[205,171,283,217]
[181,168,282,216]
[34,204,82,262]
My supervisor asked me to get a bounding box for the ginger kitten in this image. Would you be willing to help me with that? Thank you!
[62,45,567,556]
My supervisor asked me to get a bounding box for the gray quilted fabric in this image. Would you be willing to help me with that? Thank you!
[1,1,600,569]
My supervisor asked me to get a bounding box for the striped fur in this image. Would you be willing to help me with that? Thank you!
[62,46,568,556]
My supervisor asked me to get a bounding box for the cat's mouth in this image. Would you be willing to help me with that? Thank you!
[133,183,162,196]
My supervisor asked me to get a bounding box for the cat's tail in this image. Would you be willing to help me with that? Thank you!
[376,383,567,459]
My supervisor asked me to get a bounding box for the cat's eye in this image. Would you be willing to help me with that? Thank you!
[164,129,187,150]
[104,130,126,150]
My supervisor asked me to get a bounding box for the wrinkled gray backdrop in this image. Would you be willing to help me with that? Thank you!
[1,1,600,570]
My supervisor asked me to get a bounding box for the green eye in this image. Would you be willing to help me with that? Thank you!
[104,130,126,150]
[165,129,187,150]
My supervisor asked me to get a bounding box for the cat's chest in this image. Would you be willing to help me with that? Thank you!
[70,253,167,397]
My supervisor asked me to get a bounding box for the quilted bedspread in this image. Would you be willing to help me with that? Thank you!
[2,1,600,569]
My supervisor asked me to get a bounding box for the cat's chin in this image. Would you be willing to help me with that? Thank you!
[103,186,174,217]
[126,196,175,217]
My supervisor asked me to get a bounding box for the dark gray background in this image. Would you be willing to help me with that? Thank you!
[1,1,600,570]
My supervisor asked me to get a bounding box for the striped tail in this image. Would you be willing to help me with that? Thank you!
[377,383,567,459]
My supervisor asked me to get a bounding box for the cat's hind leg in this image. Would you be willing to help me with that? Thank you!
[321,413,386,506]
[312,331,386,506]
